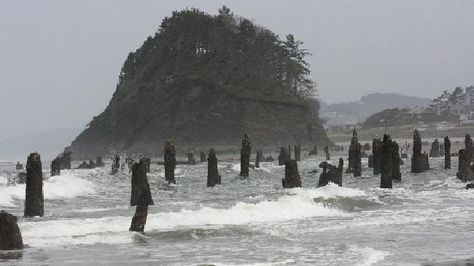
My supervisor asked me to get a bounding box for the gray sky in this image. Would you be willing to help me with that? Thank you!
[1,0,473,140]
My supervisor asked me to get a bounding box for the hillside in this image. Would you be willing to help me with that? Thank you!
[69,7,330,159]
[321,93,431,125]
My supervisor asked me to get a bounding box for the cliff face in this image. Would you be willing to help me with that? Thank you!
[69,8,329,159]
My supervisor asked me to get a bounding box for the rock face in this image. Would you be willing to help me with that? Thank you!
[207,148,221,187]
[25,152,44,217]
[67,8,329,159]
[0,211,24,250]
[444,136,451,169]
[411,129,424,173]
[164,140,177,184]
[240,134,251,177]
[282,160,301,188]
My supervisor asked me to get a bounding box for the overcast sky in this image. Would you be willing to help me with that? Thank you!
[1,0,473,140]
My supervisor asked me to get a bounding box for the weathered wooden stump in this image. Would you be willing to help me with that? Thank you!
[308,145,318,156]
[318,161,340,187]
[457,149,473,182]
[368,155,374,168]
[444,136,451,169]
[347,129,361,177]
[164,140,177,184]
[335,158,343,186]
[294,145,301,161]
[207,148,221,187]
[95,156,105,167]
[58,149,72,170]
[411,129,424,173]
[50,157,60,176]
[187,153,196,165]
[429,139,440,158]
[422,152,430,171]
[0,211,23,250]
[130,159,154,207]
[380,134,393,189]
[255,149,263,168]
[200,152,206,163]
[282,160,301,188]
[24,152,44,217]
[324,146,330,160]
[465,134,474,161]
[372,137,382,175]
[392,141,401,182]
[111,155,120,175]
[278,147,290,166]
[318,162,330,187]
[129,159,153,232]
[240,134,251,177]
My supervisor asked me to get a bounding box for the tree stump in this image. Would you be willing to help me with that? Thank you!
[380,134,393,189]
[255,149,263,168]
[96,156,105,167]
[278,147,290,166]
[187,152,196,165]
[207,148,221,187]
[324,146,330,160]
[282,160,301,188]
[308,145,318,156]
[392,141,401,182]
[294,145,301,161]
[0,211,23,250]
[200,152,206,163]
[411,129,424,173]
[240,134,251,177]
[130,159,154,207]
[164,140,177,184]
[372,137,382,175]
[24,152,44,217]
[429,139,440,157]
[444,136,451,169]
[368,155,374,168]
[111,155,120,175]
[58,149,72,170]
[50,157,60,176]
[457,149,473,182]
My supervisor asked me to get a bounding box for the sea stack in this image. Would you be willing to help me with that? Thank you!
[164,140,177,184]
[207,148,221,187]
[240,134,251,177]
[50,157,60,176]
[444,136,451,169]
[372,137,382,175]
[411,129,424,173]
[347,128,362,177]
[129,159,154,232]
[111,155,120,175]
[282,160,301,188]
[24,152,44,217]
[0,211,24,250]
[380,134,393,188]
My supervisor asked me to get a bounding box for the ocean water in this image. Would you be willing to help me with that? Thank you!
[0,156,473,265]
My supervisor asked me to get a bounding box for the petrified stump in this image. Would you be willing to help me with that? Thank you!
[411,129,424,173]
[207,148,221,187]
[368,155,374,168]
[278,147,290,166]
[0,211,23,250]
[24,152,44,217]
[308,145,318,156]
[457,149,473,182]
[347,129,361,177]
[95,156,105,167]
[294,145,301,161]
[50,157,60,176]
[58,149,72,170]
[255,149,263,168]
[111,155,120,175]
[200,152,206,163]
[130,159,154,206]
[380,134,393,189]
[324,146,330,160]
[444,136,451,169]
[240,134,251,177]
[392,141,401,182]
[187,152,196,165]
[429,139,440,157]
[372,137,382,175]
[129,197,148,232]
[164,140,177,184]
[282,160,301,188]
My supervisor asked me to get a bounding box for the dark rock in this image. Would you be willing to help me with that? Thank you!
[444,136,451,169]
[50,157,60,176]
[207,148,221,187]
[130,159,154,207]
[308,145,318,156]
[111,155,120,175]
[88,159,96,169]
[187,153,195,165]
[318,161,341,187]
[411,129,424,173]
[282,160,301,188]
[294,145,301,161]
[164,140,177,184]
[264,156,274,162]
[372,137,382,175]
[429,139,440,157]
[0,211,23,250]
[466,183,474,189]
[240,134,251,177]
[401,153,408,159]
[24,152,44,217]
